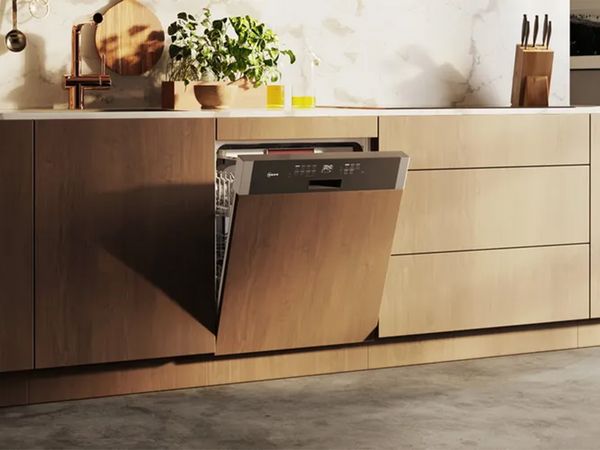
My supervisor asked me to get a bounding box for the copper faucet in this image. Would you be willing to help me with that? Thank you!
[64,13,112,110]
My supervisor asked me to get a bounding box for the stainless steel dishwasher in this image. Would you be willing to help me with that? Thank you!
[215,143,410,355]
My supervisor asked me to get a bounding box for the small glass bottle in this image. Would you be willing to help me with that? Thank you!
[292,44,320,109]
[267,84,286,109]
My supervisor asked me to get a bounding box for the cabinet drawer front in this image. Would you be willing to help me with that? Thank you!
[394,166,589,254]
[380,115,590,169]
[380,245,590,338]
[217,117,378,141]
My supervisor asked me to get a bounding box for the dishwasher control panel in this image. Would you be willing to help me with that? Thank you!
[293,162,363,177]
[235,153,409,195]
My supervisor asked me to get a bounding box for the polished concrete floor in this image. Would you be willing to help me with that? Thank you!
[2,347,600,449]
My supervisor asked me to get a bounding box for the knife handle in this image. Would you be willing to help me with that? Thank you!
[521,14,528,46]
[533,15,539,47]
[546,21,552,49]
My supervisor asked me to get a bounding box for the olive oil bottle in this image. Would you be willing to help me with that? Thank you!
[292,44,320,109]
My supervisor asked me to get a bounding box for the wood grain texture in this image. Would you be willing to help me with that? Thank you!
[208,346,367,385]
[393,166,589,255]
[163,82,267,111]
[0,374,28,407]
[511,47,554,107]
[379,114,590,169]
[369,324,579,370]
[35,119,216,369]
[380,245,590,338]
[1,321,587,408]
[24,347,367,405]
[578,321,600,348]
[95,0,165,76]
[217,190,402,355]
[523,76,550,108]
[592,115,600,318]
[0,121,33,373]
[28,360,212,404]
[217,117,378,141]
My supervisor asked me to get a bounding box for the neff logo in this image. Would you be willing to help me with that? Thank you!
[267,172,280,179]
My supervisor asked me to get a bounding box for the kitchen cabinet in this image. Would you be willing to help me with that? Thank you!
[392,166,589,255]
[380,114,590,169]
[380,245,590,337]
[592,114,600,318]
[35,119,217,368]
[0,121,33,373]
[217,116,378,141]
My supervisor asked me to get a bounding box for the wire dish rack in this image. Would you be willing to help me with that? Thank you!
[216,170,236,284]
[216,170,236,215]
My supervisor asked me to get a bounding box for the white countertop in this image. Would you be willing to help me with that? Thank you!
[1,106,599,120]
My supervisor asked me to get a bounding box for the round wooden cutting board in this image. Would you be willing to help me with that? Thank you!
[95,0,165,76]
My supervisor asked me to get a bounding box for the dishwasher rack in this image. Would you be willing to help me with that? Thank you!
[216,169,236,284]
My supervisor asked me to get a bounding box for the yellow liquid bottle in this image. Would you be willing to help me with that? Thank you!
[292,96,316,109]
[267,85,285,109]
[292,44,319,109]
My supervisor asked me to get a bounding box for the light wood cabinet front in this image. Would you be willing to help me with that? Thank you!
[35,119,217,369]
[0,121,33,373]
[380,245,590,338]
[217,116,378,141]
[592,114,600,318]
[380,114,590,169]
[393,166,589,255]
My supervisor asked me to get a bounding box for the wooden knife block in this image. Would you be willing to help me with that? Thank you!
[511,45,554,107]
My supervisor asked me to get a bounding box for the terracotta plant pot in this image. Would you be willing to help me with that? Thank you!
[194,82,239,110]
[161,81,202,111]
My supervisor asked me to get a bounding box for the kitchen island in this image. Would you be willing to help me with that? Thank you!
[2,107,600,407]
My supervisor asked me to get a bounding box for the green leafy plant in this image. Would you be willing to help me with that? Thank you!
[167,8,296,86]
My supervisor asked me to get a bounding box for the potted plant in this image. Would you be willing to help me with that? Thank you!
[162,9,295,110]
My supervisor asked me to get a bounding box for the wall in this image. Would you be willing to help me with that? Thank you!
[0,0,569,110]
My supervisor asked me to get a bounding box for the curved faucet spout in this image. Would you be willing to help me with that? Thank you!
[65,13,112,110]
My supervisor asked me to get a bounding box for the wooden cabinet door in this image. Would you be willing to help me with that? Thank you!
[380,114,590,169]
[393,166,589,255]
[217,117,378,141]
[380,245,590,337]
[0,121,33,373]
[35,119,217,368]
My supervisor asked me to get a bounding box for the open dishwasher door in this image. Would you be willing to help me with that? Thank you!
[217,152,410,355]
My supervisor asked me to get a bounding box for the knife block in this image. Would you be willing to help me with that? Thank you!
[511,45,554,107]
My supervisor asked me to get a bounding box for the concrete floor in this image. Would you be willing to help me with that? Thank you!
[2,348,600,450]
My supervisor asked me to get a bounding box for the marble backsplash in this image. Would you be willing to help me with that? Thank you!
[0,0,569,109]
